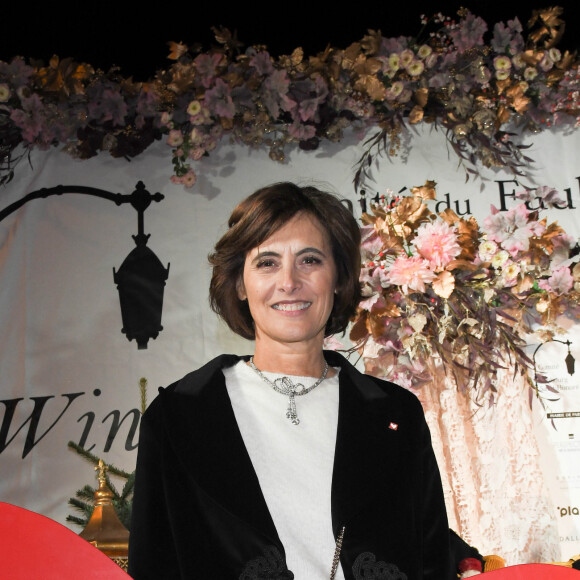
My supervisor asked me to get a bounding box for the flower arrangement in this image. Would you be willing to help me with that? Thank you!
[0,8,579,189]
[349,181,580,401]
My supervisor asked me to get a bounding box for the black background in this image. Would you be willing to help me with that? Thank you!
[3,1,580,81]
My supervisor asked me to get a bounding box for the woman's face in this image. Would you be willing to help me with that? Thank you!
[237,212,337,350]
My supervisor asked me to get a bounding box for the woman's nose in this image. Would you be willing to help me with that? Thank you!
[279,263,301,292]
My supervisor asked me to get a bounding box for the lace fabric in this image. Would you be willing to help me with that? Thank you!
[411,364,560,565]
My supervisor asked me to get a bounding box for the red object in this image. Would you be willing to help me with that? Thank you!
[459,557,482,573]
[0,502,130,578]
[482,563,580,578]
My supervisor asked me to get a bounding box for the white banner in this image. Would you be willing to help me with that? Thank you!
[0,126,578,562]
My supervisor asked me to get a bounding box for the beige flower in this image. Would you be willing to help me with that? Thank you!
[491,250,510,268]
[524,67,538,81]
[417,45,432,59]
[407,60,425,77]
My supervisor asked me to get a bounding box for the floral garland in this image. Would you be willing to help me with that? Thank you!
[0,7,579,188]
[350,182,580,401]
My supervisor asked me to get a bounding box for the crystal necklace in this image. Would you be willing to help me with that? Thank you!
[248,357,329,425]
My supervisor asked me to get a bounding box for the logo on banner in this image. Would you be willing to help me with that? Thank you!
[559,506,580,518]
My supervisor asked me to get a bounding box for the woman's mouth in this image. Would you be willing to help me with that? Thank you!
[272,301,311,312]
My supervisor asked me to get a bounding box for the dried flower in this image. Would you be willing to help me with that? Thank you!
[1,8,580,190]
[352,182,580,400]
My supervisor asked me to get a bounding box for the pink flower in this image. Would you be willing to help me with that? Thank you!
[539,266,574,295]
[181,170,197,188]
[413,221,461,269]
[166,129,183,147]
[385,256,436,294]
[483,204,534,255]
[189,147,205,160]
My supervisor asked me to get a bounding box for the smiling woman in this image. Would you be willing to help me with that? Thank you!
[128,182,452,580]
[237,213,338,363]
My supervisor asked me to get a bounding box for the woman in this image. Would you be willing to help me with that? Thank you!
[128,182,450,579]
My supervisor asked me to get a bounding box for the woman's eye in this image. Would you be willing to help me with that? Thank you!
[256,259,276,268]
[303,255,321,265]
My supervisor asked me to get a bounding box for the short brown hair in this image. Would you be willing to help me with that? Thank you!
[209,182,362,340]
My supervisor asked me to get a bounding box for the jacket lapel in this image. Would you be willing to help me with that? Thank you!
[328,352,406,535]
[161,354,282,547]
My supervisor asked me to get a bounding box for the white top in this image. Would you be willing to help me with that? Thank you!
[223,360,345,580]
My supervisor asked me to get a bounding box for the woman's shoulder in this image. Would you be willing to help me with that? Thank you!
[144,354,248,414]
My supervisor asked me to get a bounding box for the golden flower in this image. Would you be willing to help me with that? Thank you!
[360,29,383,56]
[453,124,470,139]
[414,87,429,107]
[505,84,530,114]
[433,271,455,299]
[410,180,437,200]
[472,109,496,134]
[484,288,496,303]
[167,41,189,60]
[408,105,424,124]
[408,313,427,333]
[495,70,510,81]
[536,295,550,313]
[355,75,387,101]
[394,196,432,225]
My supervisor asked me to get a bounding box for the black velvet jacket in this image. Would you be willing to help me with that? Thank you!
[128,351,450,579]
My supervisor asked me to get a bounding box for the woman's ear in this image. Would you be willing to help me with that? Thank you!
[236,277,247,300]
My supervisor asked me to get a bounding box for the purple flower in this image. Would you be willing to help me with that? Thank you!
[449,12,488,53]
[194,53,223,88]
[0,57,34,88]
[249,49,274,76]
[516,185,565,208]
[262,69,295,117]
[539,266,574,295]
[135,90,160,128]
[288,121,316,140]
[204,78,235,118]
[87,87,128,126]
[491,18,524,54]
[483,204,534,255]
[300,75,329,122]
[10,93,44,142]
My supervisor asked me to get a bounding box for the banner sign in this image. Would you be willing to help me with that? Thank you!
[0,126,578,562]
